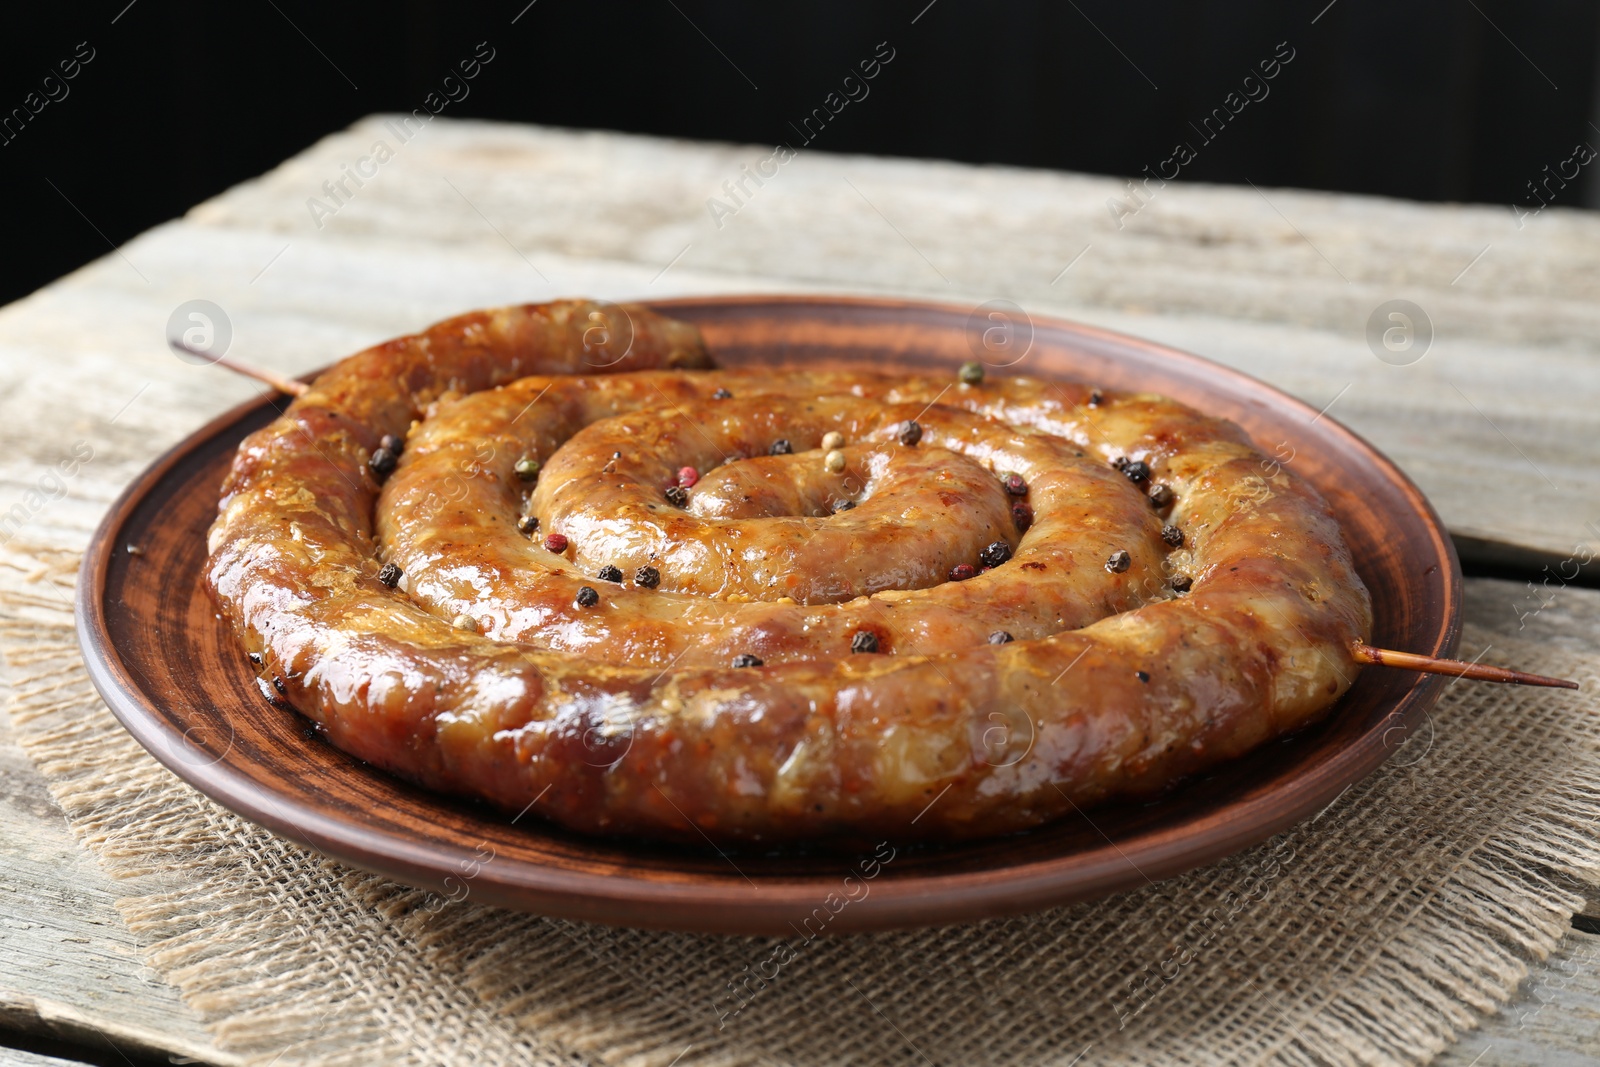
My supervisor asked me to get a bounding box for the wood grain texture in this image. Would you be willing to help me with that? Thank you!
[0,114,1595,1062]
[0,708,233,1066]
[1439,930,1600,1067]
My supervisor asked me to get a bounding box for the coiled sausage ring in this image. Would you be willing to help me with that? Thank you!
[207,299,1373,843]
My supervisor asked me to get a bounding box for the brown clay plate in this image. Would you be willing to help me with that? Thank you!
[76,295,1458,934]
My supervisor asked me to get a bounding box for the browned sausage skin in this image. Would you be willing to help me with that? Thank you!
[207,300,1372,843]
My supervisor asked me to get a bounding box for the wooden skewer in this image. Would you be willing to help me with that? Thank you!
[170,341,308,397]
[1353,644,1578,689]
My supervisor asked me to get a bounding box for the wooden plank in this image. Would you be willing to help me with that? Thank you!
[1439,930,1600,1067]
[0,116,1597,1064]
[0,1048,93,1067]
[0,703,231,1066]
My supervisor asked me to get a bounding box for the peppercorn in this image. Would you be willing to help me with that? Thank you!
[851,630,880,654]
[1122,460,1150,484]
[712,387,733,399]
[664,485,690,507]
[597,565,623,583]
[379,433,404,455]
[377,562,402,588]
[248,651,263,666]
[770,439,793,456]
[634,565,661,588]
[979,540,1013,567]
[1161,524,1185,547]
[825,449,846,473]
[517,515,539,535]
[272,675,286,694]
[1172,575,1193,593]
[949,563,978,581]
[898,420,923,446]
[1106,549,1131,573]
[1088,390,1103,407]
[543,533,569,553]
[514,456,541,481]
[835,499,857,512]
[1137,670,1150,683]
[1001,472,1028,496]
[1011,502,1034,532]
[1148,484,1175,509]
[732,653,763,668]
[989,631,1014,644]
[575,586,600,608]
[368,447,397,477]
[821,431,845,450]
[452,615,478,632]
[959,361,984,385]
[677,465,699,488]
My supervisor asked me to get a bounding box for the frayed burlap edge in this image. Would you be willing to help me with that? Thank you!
[4,540,1599,1067]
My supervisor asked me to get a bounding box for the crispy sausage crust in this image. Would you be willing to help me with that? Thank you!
[207,300,1372,844]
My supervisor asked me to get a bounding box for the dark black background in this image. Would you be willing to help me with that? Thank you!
[2,0,1595,308]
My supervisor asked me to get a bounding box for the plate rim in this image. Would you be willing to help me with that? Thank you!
[74,293,1460,933]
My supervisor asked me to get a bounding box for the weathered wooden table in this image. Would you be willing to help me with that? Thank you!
[2,115,1598,1065]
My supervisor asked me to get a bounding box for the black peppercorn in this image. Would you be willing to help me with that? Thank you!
[959,361,984,385]
[1149,484,1175,509]
[1122,460,1150,484]
[1106,549,1131,573]
[272,675,287,694]
[377,562,402,588]
[712,387,733,399]
[248,651,263,666]
[575,586,600,608]
[1137,670,1150,683]
[1172,575,1193,593]
[898,420,922,446]
[368,447,397,477]
[770,439,793,456]
[979,540,1013,567]
[517,515,539,535]
[835,499,857,512]
[664,485,689,507]
[1161,524,1185,547]
[850,630,880,654]
[989,630,1014,644]
[379,433,404,455]
[732,653,763,668]
[1088,390,1103,407]
[597,565,623,583]
[635,565,661,588]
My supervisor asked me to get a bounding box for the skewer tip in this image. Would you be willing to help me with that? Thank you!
[1352,643,1579,689]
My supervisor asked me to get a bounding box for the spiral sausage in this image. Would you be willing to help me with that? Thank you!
[207,299,1373,843]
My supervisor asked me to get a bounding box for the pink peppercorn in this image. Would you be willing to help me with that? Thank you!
[949,563,978,582]
[677,466,700,488]
[543,533,569,553]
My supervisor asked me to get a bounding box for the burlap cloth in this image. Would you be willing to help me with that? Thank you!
[4,543,1598,1066]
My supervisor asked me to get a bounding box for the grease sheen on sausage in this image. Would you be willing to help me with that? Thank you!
[206,300,1373,844]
